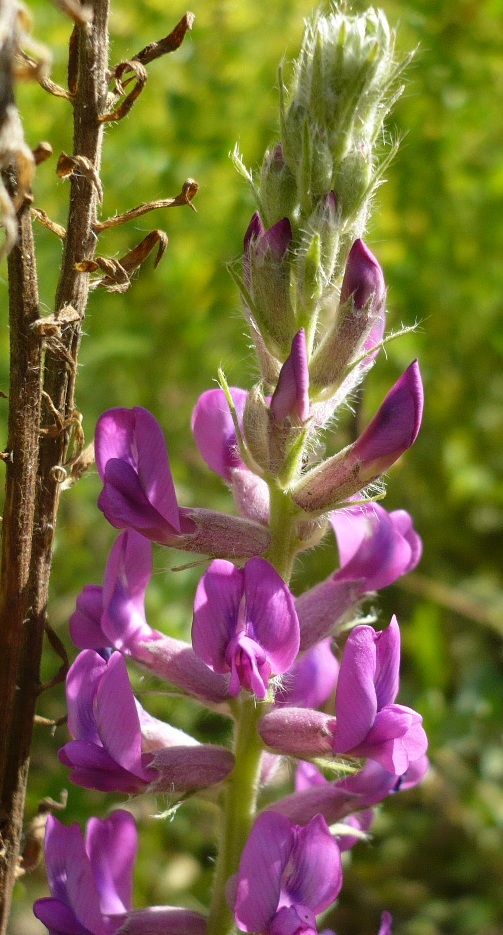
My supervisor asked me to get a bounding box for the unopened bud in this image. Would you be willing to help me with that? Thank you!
[311,240,386,394]
[293,361,423,513]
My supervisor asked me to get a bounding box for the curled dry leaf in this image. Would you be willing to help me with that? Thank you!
[94,178,199,231]
[75,230,169,292]
[100,59,147,123]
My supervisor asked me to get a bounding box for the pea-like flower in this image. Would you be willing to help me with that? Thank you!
[59,650,234,794]
[296,503,421,651]
[33,811,208,935]
[259,617,427,776]
[192,557,300,699]
[96,406,270,558]
[33,810,137,935]
[233,811,342,935]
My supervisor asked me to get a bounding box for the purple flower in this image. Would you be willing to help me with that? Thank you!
[192,557,299,699]
[191,387,248,481]
[293,361,424,513]
[295,504,421,653]
[270,329,310,423]
[330,503,422,592]
[330,617,428,774]
[33,812,208,935]
[70,530,157,653]
[259,618,427,776]
[274,639,339,709]
[69,531,232,705]
[33,810,137,935]
[59,650,157,793]
[96,407,270,558]
[59,650,234,793]
[233,812,342,935]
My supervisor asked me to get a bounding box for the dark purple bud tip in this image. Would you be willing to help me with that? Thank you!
[340,239,386,311]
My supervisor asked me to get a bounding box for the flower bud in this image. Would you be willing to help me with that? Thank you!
[310,239,386,394]
[279,7,403,234]
[244,214,295,358]
[259,144,298,227]
[293,361,423,514]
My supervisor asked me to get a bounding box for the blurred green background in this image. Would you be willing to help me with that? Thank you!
[1,0,503,933]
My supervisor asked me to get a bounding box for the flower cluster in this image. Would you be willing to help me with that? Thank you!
[35,7,427,935]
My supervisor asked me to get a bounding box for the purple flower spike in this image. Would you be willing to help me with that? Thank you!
[331,503,422,592]
[192,557,299,699]
[234,811,342,935]
[33,810,137,935]
[270,329,310,423]
[191,387,248,481]
[331,617,428,774]
[70,530,156,653]
[96,406,271,558]
[293,361,424,513]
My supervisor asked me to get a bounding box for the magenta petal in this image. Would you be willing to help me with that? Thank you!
[234,812,294,933]
[390,509,422,571]
[102,530,155,650]
[70,586,106,650]
[86,811,137,915]
[270,329,310,422]
[44,816,106,935]
[94,653,146,777]
[33,897,92,935]
[256,217,292,259]
[58,742,148,793]
[373,618,400,709]
[351,706,428,774]
[96,408,180,529]
[331,627,378,752]
[191,388,248,481]
[286,816,342,913]
[192,560,244,672]
[353,360,423,473]
[242,558,299,676]
[98,459,179,540]
[244,211,266,257]
[66,651,107,744]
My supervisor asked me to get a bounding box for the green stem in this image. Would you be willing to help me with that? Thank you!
[206,697,265,935]
[265,484,299,581]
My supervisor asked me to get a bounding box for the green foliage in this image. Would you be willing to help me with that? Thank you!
[2,1,503,934]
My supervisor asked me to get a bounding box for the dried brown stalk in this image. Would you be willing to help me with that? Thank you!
[0,4,196,928]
